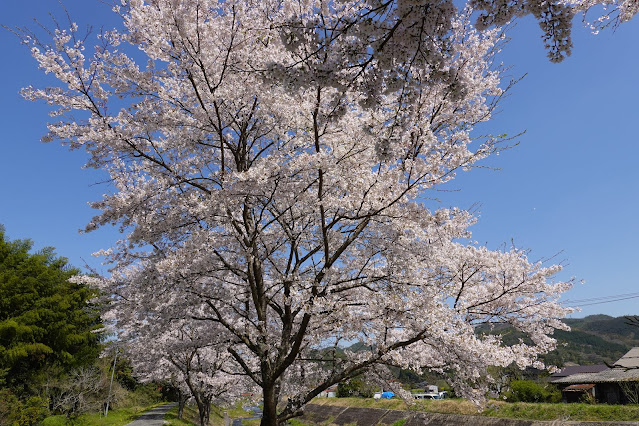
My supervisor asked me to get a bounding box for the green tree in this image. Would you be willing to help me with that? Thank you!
[503,380,561,403]
[0,226,102,396]
[337,376,375,398]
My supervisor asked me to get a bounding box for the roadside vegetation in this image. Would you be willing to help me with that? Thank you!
[164,402,256,426]
[38,384,166,426]
[42,405,152,426]
[485,401,639,422]
[309,396,639,422]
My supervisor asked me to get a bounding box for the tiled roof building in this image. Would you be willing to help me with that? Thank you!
[551,348,639,403]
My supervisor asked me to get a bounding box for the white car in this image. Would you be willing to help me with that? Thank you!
[412,393,440,400]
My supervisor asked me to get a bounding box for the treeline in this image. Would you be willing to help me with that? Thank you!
[0,226,167,425]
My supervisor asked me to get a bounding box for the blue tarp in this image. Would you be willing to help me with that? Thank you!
[381,392,394,399]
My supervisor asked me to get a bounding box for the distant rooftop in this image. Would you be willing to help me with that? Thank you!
[552,368,639,384]
[551,347,639,384]
[614,347,639,369]
[551,364,608,378]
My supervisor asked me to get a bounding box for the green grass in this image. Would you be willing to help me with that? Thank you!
[164,405,200,426]
[484,401,639,422]
[311,397,639,422]
[309,397,410,411]
[163,402,255,426]
[239,419,261,425]
[41,404,160,426]
[310,396,481,415]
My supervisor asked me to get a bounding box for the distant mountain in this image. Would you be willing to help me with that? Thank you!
[480,315,639,367]
[545,315,639,366]
[564,315,639,344]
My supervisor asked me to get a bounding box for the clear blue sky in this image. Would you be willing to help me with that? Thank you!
[1,1,638,318]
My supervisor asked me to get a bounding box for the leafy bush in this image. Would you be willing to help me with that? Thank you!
[503,380,561,403]
[0,389,49,426]
[0,389,20,425]
[16,396,49,426]
[337,377,375,398]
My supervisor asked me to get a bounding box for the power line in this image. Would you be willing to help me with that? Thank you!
[562,291,639,304]
[562,292,639,308]
[573,295,639,307]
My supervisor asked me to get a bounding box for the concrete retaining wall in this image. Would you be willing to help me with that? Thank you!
[298,404,639,425]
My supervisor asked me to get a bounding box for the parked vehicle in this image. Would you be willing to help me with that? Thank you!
[412,393,441,400]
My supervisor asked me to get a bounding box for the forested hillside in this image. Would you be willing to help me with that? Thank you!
[481,315,639,367]
[545,315,639,366]
[564,315,639,344]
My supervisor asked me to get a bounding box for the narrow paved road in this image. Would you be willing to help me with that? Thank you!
[124,403,177,426]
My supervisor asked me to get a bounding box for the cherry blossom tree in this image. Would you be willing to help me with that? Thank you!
[17,0,636,423]
[569,0,639,31]
[124,318,249,426]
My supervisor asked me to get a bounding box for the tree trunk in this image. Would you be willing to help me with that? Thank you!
[177,391,187,420]
[197,395,211,426]
[199,404,210,426]
[193,393,211,426]
[260,385,278,426]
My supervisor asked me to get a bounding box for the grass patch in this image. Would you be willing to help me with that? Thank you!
[41,405,159,426]
[239,419,261,425]
[163,402,255,426]
[310,397,409,410]
[310,396,479,415]
[411,398,482,416]
[223,403,255,419]
[311,397,639,422]
[164,405,201,425]
[484,400,639,422]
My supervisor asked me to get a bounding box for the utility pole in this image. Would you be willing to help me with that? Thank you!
[105,346,119,417]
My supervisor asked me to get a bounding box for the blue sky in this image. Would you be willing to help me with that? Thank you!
[1,1,638,318]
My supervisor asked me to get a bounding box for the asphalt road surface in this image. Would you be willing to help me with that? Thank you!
[124,403,177,426]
